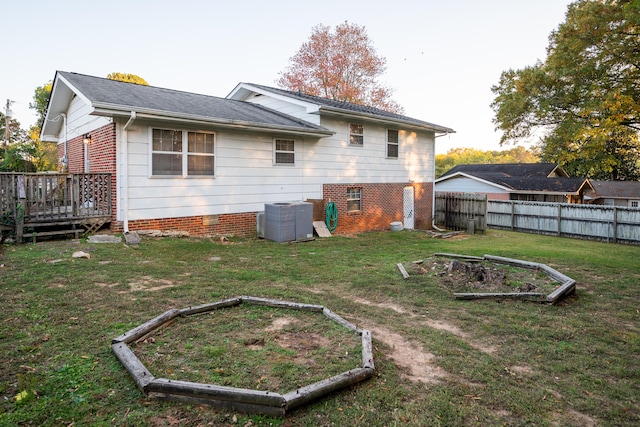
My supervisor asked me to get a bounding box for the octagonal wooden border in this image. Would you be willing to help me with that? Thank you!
[432,253,576,303]
[111,296,374,416]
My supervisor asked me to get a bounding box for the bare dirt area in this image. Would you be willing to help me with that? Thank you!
[407,256,559,295]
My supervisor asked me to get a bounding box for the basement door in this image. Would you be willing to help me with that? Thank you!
[403,186,414,229]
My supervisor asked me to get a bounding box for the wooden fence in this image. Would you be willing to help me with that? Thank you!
[434,192,487,233]
[487,200,640,244]
[435,193,640,245]
[0,173,112,241]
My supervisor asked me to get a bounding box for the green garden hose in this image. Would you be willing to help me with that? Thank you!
[325,202,338,233]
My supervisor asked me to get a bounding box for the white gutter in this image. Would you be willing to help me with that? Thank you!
[121,111,136,233]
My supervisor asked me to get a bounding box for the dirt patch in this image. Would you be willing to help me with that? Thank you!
[351,296,409,314]
[352,296,497,355]
[275,331,330,352]
[364,324,448,384]
[505,365,534,375]
[408,257,557,294]
[128,276,176,292]
[421,319,497,354]
[551,409,597,427]
[265,315,297,331]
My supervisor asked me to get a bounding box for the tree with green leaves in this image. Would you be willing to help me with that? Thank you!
[29,81,53,128]
[106,72,149,86]
[277,21,403,114]
[491,0,640,180]
[435,146,539,177]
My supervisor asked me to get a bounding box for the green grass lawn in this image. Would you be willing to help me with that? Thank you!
[0,229,638,426]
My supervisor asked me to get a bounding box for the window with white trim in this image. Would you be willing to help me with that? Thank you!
[274,138,295,165]
[347,188,362,212]
[152,128,214,176]
[387,129,399,158]
[630,200,639,208]
[349,123,363,146]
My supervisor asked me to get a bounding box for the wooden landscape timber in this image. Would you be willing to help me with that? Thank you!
[178,297,243,316]
[111,342,155,392]
[397,262,410,279]
[241,295,325,312]
[283,368,375,411]
[112,308,181,344]
[454,292,544,301]
[361,330,375,369]
[111,296,374,416]
[425,254,577,304]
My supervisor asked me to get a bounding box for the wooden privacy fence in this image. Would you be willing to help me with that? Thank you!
[0,173,112,241]
[487,200,640,244]
[434,192,487,233]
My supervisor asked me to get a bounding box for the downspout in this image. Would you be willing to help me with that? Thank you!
[61,114,68,172]
[121,112,136,233]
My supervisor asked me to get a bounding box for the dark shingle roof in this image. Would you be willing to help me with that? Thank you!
[589,180,640,199]
[57,72,331,134]
[242,83,455,133]
[439,163,588,193]
[441,163,563,178]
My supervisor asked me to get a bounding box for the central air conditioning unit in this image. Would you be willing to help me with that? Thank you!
[263,202,313,242]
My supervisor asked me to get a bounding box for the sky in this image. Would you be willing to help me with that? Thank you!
[2,0,573,154]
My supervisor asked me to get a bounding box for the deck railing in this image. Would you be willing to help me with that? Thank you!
[1,173,112,227]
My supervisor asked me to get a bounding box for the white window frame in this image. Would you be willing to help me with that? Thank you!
[347,187,362,212]
[387,129,399,158]
[273,138,295,165]
[150,127,215,177]
[630,200,639,208]
[349,123,364,146]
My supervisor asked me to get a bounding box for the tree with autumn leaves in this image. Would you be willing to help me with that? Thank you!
[491,0,640,180]
[278,21,404,114]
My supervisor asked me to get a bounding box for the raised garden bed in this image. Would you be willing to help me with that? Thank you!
[400,253,576,304]
[111,296,374,416]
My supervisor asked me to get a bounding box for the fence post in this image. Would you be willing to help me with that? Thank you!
[613,207,618,244]
[16,175,26,243]
[557,204,562,236]
[510,201,515,231]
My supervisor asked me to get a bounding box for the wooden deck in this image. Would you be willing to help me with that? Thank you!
[1,173,112,242]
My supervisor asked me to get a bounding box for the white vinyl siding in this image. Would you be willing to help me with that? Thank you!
[120,114,436,222]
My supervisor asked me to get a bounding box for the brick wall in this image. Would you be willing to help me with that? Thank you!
[323,182,433,234]
[58,123,118,223]
[111,212,258,237]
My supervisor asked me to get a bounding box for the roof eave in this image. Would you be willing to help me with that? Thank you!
[319,105,455,134]
[92,105,334,138]
[435,172,511,191]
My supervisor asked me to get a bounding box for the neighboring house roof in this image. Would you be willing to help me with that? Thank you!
[440,163,568,179]
[227,83,455,135]
[436,163,592,195]
[41,72,334,141]
[588,180,640,200]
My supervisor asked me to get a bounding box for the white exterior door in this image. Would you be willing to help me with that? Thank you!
[403,186,415,229]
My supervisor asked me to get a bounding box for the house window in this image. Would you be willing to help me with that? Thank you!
[347,188,362,212]
[188,132,215,175]
[349,123,363,146]
[152,128,214,176]
[274,138,295,165]
[387,129,399,158]
[152,129,183,175]
[630,200,639,208]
